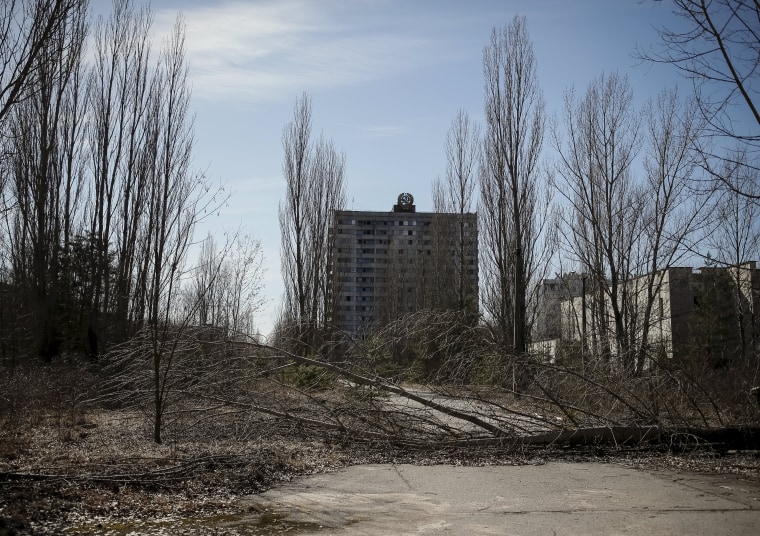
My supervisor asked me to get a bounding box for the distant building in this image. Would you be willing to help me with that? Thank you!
[328,193,478,335]
[533,272,587,341]
[532,262,760,364]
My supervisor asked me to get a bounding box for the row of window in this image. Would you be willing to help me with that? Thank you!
[336,257,436,266]
[345,295,374,302]
[337,218,474,227]
[337,267,476,276]
[340,229,417,236]
[338,219,432,226]
[337,246,442,256]
[341,286,375,293]
[340,305,375,312]
[337,314,375,324]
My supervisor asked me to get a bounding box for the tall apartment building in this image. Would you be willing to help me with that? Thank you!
[328,193,478,335]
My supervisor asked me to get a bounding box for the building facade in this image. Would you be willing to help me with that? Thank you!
[532,262,760,365]
[533,272,588,341]
[328,193,478,335]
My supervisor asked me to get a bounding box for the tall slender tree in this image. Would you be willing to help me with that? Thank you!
[85,0,155,357]
[479,16,546,356]
[142,14,205,443]
[2,0,87,360]
[279,94,346,351]
[433,109,480,313]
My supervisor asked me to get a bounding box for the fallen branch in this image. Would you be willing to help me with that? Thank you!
[252,342,512,438]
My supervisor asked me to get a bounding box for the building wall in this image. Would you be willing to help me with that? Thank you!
[328,205,478,335]
[533,273,587,341]
[536,263,760,364]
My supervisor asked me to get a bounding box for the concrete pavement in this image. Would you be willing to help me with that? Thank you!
[239,462,760,535]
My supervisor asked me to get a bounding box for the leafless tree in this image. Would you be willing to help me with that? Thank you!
[640,0,759,196]
[704,150,760,360]
[0,0,86,130]
[189,233,222,327]
[141,14,209,443]
[0,0,87,360]
[279,94,311,346]
[279,94,346,350]
[92,11,218,442]
[432,109,480,313]
[553,72,642,367]
[188,232,265,336]
[222,233,265,336]
[85,0,155,357]
[631,87,707,372]
[479,16,546,356]
[552,84,708,374]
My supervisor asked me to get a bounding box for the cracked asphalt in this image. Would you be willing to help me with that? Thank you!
[237,462,760,535]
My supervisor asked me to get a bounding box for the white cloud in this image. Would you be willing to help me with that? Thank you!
[152,0,443,102]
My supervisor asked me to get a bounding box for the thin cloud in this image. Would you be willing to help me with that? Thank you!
[353,124,407,138]
[152,0,445,101]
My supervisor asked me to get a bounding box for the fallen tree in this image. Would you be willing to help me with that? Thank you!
[238,337,760,452]
[87,308,760,453]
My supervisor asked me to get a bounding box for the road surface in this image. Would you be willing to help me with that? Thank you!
[238,462,760,535]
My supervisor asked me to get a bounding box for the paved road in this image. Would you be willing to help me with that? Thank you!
[237,462,760,535]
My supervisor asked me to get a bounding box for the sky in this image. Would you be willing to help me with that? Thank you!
[129,0,687,336]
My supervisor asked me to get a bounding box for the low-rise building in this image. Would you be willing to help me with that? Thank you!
[532,262,760,365]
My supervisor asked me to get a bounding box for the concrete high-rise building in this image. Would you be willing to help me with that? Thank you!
[328,193,478,335]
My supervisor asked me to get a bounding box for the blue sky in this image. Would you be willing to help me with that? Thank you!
[139,0,684,335]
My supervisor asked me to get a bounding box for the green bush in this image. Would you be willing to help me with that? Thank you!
[281,364,333,390]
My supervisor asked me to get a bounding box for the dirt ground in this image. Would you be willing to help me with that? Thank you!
[1,405,760,535]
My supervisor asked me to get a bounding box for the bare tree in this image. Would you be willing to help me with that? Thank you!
[704,150,760,360]
[553,72,642,367]
[0,0,86,130]
[85,0,155,357]
[279,94,346,350]
[632,87,707,372]
[127,14,219,444]
[479,16,546,356]
[279,94,312,345]
[640,0,759,195]
[432,109,480,313]
[1,0,87,360]
[222,234,265,336]
[188,232,265,336]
